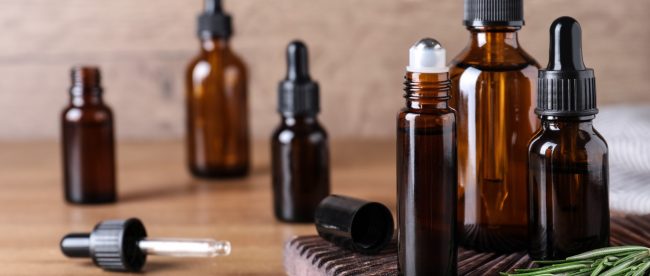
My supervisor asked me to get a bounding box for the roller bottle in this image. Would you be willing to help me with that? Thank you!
[397,38,457,275]
[61,66,116,204]
[271,41,330,223]
[449,0,540,252]
[528,16,609,260]
[186,0,249,178]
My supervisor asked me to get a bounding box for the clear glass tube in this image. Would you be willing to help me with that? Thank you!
[138,238,231,257]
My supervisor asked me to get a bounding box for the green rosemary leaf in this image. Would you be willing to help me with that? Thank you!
[514,261,592,273]
[567,246,648,261]
[591,259,607,276]
[611,251,649,268]
[631,261,650,276]
[507,264,588,276]
[601,258,642,276]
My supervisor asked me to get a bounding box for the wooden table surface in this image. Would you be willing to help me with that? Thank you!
[0,140,395,275]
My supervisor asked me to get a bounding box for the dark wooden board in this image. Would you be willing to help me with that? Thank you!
[284,215,650,276]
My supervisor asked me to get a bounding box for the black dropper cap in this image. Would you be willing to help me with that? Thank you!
[197,0,232,39]
[314,195,394,254]
[60,218,148,272]
[278,40,320,116]
[536,16,597,117]
[464,0,524,27]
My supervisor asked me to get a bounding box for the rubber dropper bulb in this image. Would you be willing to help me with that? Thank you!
[406,38,448,73]
[286,41,311,82]
[548,16,586,71]
[204,0,223,14]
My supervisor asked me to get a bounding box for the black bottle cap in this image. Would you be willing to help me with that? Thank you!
[197,0,232,39]
[536,16,597,117]
[463,0,524,27]
[314,195,394,254]
[278,40,320,116]
[60,218,148,272]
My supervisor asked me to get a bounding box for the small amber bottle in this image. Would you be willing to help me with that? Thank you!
[397,38,457,276]
[528,17,609,260]
[62,66,116,204]
[186,0,249,178]
[271,41,330,223]
[449,0,540,252]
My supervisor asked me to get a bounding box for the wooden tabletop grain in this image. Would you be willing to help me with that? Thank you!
[0,140,396,275]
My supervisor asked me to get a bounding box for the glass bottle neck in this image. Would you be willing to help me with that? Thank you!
[540,115,596,132]
[467,26,521,49]
[281,114,318,126]
[404,72,450,110]
[69,67,103,106]
[69,89,103,106]
[200,37,230,53]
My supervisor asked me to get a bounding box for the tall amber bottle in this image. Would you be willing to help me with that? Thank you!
[528,17,609,260]
[62,66,116,204]
[186,0,249,178]
[271,41,330,222]
[397,39,457,275]
[449,0,540,252]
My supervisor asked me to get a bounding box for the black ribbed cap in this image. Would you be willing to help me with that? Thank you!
[60,218,148,272]
[197,0,232,39]
[314,195,394,254]
[536,16,597,117]
[464,0,524,27]
[278,40,320,116]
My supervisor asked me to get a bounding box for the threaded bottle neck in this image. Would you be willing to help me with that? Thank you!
[403,72,451,110]
[468,27,521,48]
[71,66,101,88]
[69,66,103,105]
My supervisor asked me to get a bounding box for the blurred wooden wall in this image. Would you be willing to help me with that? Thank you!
[0,0,648,140]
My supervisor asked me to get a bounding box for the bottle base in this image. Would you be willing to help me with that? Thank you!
[460,224,527,253]
[275,214,315,223]
[190,166,249,179]
[65,196,116,205]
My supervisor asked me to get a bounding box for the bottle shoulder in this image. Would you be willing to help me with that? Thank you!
[187,47,247,71]
[272,120,328,143]
[62,105,113,123]
[398,108,456,119]
[528,127,608,157]
[449,45,540,73]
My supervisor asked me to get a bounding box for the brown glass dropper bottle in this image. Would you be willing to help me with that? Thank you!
[449,0,540,252]
[271,41,330,223]
[528,16,609,260]
[186,0,249,178]
[397,38,457,275]
[61,66,116,204]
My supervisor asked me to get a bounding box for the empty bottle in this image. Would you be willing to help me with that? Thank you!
[62,66,116,204]
[397,38,457,275]
[186,0,249,178]
[271,41,330,223]
[528,16,609,260]
[449,0,540,252]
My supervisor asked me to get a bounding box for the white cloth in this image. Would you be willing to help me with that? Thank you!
[596,105,650,214]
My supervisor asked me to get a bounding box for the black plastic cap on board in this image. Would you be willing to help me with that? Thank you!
[314,195,394,254]
[60,218,148,272]
[537,16,597,117]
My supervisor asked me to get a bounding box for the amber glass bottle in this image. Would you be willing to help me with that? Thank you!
[186,0,249,178]
[397,39,457,276]
[272,41,329,223]
[61,66,116,204]
[449,0,540,252]
[528,17,609,260]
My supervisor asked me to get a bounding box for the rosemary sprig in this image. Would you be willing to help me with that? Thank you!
[500,246,650,276]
